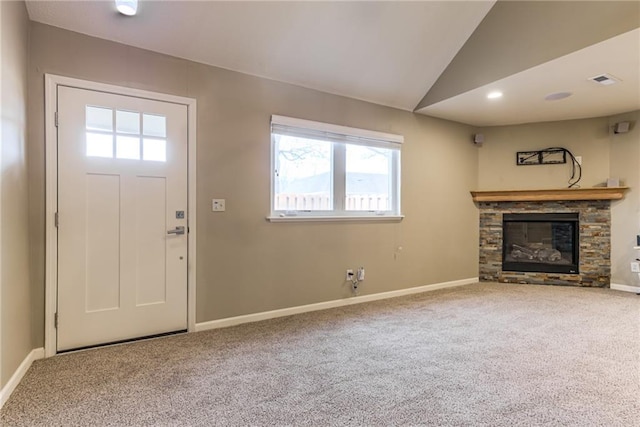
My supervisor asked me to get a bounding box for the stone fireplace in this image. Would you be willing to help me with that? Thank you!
[471,187,628,287]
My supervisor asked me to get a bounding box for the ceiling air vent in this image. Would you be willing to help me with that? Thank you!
[588,73,620,86]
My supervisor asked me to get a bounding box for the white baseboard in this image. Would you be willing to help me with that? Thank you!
[0,347,44,409]
[196,277,478,332]
[610,283,640,294]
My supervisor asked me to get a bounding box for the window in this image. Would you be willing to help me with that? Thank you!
[85,106,167,162]
[270,115,402,220]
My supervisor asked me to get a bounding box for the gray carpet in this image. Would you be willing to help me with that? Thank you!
[2,282,639,426]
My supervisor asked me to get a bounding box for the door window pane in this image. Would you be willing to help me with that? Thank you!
[86,106,113,132]
[274,135,332,211]
[143,114,166,138]
[116,110,140,135]
[116,136,140,160]
[345,144,392,211]
[86,132,114,158]
[143,138,166,162]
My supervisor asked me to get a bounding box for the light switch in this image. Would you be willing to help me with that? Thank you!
[212,199,226,212]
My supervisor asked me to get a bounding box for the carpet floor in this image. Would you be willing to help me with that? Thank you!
[2,282,639,426]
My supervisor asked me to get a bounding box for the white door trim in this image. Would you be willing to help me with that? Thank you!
[44,74,197,357]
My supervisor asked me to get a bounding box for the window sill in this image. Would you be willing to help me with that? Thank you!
[266,215,404,223]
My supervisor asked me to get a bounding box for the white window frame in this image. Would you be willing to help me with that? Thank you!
[268,115,403,222]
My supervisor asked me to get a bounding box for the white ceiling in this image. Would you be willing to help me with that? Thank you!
[25,0,494,112]
[24,1,640,127]
[419,28,640,126]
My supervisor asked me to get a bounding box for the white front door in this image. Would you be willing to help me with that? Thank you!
[57,86,188,351]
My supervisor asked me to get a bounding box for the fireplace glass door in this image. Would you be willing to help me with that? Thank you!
[502,213,579,274]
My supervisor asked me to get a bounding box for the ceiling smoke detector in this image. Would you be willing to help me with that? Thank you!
[588,73,620,86]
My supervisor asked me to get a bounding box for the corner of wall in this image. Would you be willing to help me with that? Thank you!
[1,0,33,390]
[608,110,640,288]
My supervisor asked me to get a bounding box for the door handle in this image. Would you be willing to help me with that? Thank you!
[167,226,185,235]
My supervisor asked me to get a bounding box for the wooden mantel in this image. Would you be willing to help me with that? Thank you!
[470,187,629,202]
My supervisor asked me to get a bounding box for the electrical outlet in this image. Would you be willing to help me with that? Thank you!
[631,262,640,273]
[346,269,354,281]
[212,199,226,212]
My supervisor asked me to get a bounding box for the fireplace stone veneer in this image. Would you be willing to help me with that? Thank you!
[478,200,610,287]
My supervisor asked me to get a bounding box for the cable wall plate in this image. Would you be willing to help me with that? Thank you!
[516,149,567,166]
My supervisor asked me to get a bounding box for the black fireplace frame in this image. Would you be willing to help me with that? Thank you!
[502,213,579,274]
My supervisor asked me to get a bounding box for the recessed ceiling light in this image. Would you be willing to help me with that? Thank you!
[116,0,138,16]
[487,91,503,99]
[545,92,573,101]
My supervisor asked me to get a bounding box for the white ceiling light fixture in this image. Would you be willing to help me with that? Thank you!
[487,91,503,99]
[115,0,138,16]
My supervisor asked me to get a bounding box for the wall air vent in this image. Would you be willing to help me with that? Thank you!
[588,73,620,86]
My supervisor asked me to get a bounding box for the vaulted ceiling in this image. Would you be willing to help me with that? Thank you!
[25,1,640,126]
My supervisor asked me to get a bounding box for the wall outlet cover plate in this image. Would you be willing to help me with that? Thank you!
[212,199,226,212]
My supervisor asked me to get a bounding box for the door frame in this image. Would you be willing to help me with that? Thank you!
[44,74,197,357]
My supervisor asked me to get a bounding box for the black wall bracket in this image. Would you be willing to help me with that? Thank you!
[516,149,567,166]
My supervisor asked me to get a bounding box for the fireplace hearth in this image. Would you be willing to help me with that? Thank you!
[502,213,579,274]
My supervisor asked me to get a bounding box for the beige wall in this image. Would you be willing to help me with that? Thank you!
[28,23,479,338]
[609,111,640,287]
[477,113,640,288]
[1,0,32,387]
[477,117,612,190]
